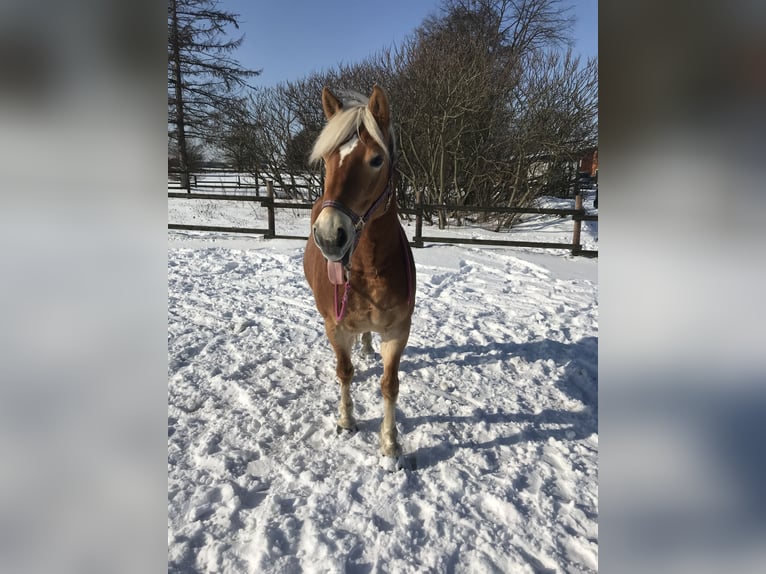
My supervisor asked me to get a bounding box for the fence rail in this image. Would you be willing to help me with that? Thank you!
[168,172,316,198]
[168,180,598,257]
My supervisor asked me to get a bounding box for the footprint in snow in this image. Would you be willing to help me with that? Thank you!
[231,318,256,333]
[430,273,451,285]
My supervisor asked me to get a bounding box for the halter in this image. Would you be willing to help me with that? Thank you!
[319,155,412,321]
[320,177,393,237]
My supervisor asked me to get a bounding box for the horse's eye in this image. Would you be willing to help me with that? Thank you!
[369,155,383,168]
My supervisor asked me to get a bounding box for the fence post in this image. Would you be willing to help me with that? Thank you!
[180,171,190,194]
[266,181,275,238]
[414,190,423,248]
[571,186,583,256]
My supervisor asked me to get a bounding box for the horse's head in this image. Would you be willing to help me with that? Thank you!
[309,86,394,280]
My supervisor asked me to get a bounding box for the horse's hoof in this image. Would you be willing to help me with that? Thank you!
[378,453,406,472]
[380,443,402,459]
[336,424,358,435]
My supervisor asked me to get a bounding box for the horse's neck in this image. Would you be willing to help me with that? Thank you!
[359,209,399,257]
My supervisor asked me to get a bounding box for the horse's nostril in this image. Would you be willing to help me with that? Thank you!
[336,227,347,248]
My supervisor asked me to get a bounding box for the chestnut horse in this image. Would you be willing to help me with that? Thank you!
[303,86,416,458]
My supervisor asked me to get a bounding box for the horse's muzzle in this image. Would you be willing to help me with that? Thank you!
[312,206,355,263]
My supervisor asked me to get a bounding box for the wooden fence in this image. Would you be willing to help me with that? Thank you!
[168,169,316,199]
[168,181,598,257]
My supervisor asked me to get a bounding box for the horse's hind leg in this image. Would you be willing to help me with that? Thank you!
[326,324,357,431]
[360,331,374,355]
[379,324,410,457]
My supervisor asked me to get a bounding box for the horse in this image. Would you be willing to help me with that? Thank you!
[303,85,416,458]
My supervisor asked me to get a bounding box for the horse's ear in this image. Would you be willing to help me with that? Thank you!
[368,84,390,130]
[322,87,343,120]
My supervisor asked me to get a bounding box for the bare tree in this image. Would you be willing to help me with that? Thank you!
[217,63,394,201]
[503,49,597,224]
[208,97,266,191]
[387,0,590,228]
[168,0,260,190]
[212,0,596,231]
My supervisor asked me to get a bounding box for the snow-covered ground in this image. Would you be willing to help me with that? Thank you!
[168,189,598,572]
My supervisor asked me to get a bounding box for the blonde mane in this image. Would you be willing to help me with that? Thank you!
[309,91,393,164]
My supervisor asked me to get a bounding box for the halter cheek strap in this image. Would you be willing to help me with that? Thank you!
[320,178,393,234]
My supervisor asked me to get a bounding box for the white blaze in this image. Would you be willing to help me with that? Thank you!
[338,135,359,167]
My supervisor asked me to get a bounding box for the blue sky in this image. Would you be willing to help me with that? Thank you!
[221,0,597,87]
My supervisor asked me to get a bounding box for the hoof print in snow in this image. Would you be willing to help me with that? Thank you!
[336,424,358,435]
[395,454,417,472]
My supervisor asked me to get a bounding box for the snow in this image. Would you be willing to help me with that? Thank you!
[168,187,598,572]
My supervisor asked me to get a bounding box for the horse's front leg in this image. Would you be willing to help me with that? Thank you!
[326,323,357,431]
[379,324,410,457]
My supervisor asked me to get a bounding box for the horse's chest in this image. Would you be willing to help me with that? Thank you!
[344,270,404,330]
[358,271,394,307]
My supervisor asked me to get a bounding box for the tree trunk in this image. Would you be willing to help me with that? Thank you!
[438,144,446,229]
[169,0,191,193]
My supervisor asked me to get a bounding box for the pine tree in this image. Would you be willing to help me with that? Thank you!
[168,0,260,190]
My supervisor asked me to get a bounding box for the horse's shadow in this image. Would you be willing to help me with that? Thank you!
[402,406,595,471]
[356,336,598,470]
